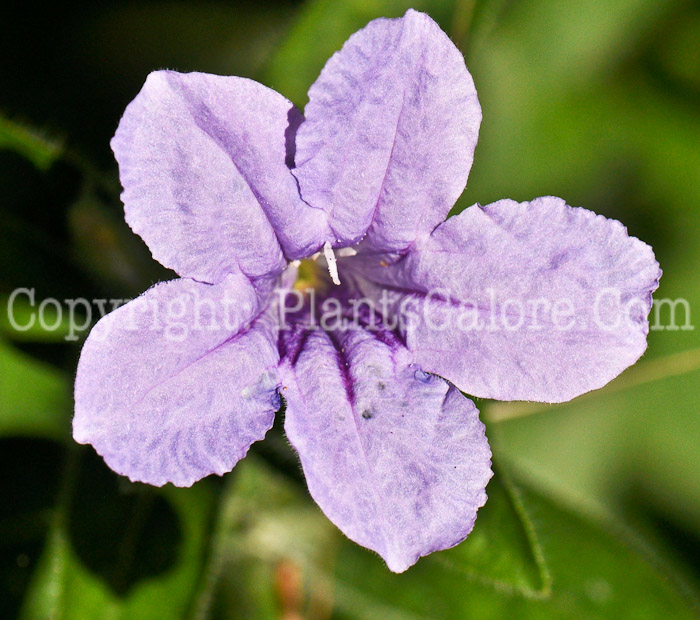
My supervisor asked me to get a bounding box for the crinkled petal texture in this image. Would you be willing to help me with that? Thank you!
[74,274,280,487]
[293,9,481,251]
[111,70,330,283]
[350,197,661,403]
[279,323,492,573]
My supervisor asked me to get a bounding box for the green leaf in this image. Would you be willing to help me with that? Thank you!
[330,474,699,619]
[0,339,70,440]
[0,115,62,170]
[1,294,77,343]
[435,469,550,596]
[19,462,214,620]
[492,350,700,561]
[187,458,698,619]
[226,459,548,597]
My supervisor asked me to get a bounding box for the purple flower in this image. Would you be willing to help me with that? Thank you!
[73,10,660,572]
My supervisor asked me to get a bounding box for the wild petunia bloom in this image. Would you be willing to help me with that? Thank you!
[74,10,660,572]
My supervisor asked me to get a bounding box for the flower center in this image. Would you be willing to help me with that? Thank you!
[293,258,323,291]
[292,241,353,291]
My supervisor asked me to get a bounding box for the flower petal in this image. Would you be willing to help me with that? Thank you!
[73,274,280,486]
[112,70,330,283]
[279,322,492,572]
[349,197,661,403]
[293,9,481,251]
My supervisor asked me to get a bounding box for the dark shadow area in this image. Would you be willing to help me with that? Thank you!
[68,448,182,597]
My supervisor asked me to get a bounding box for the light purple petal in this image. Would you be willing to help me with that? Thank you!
[279,323,492,572]
[111,70,330,283]
[348,197,661,403]
[73,274,280,486]
[293,9,481,251]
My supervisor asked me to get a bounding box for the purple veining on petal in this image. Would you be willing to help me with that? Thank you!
[293,9,481,252]
[112,71,331,285]
[348,197,661,403]
[279,319,492,572]
[74,274,281,487]
[324,328,356,406]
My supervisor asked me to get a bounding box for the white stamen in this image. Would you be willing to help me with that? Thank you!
[336,247,358,257]
[323,241,341,285]
[290,259,301,267]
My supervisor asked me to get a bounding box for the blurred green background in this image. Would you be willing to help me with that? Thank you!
[1,0,699,618]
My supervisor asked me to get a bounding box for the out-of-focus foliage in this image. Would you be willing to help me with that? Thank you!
[19,475,213,620]
[1,0,698,618]
[0,115,62,171]
[186,458,700,620]
[0,340,69,439]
